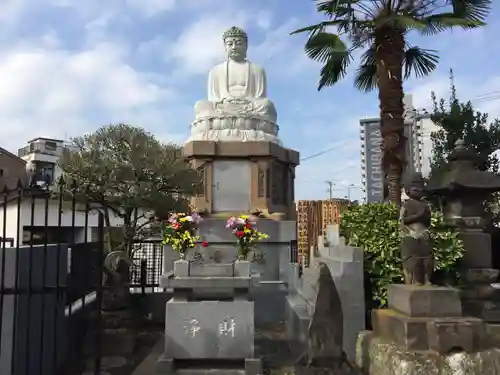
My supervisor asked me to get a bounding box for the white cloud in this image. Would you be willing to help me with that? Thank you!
[0,40,179,152]
[126,0,177,17]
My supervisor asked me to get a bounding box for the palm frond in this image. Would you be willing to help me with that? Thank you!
[304,32,348,63]
[317,0,360,17]
[290,20,351,36]
[354,45,377,92]
[303,31,351,90]
[419,13,485,35]
[451,0,491,22]
[403,46,439,79]
[318,53,352,90]
[375,14,427,32]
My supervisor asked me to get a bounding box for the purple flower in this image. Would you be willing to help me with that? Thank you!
[191,212,202,224]
[226,216,237,228]
[168,213,178,223]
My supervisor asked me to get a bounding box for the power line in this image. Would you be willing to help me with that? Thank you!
[300,140,353,162]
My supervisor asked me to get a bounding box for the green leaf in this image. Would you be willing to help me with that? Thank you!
[403,45,439,79]
[340,203,464,308]
[354,45,377,92]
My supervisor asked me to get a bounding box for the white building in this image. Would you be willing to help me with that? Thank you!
[0,138,125,247]
[359,95,439,202]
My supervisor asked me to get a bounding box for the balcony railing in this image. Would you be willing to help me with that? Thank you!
[18,143,60,157]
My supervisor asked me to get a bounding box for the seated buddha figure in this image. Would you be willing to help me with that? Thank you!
[189,26,280,144]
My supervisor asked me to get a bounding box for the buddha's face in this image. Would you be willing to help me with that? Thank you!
[224,36,247,61]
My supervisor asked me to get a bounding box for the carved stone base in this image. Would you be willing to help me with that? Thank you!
[183,141,299,219]
[371,308,487,353]
[189,117,280,145]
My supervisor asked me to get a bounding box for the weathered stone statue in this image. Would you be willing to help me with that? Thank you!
[295,262,360,374]
[399,172,434,285]
[188,26,281,144]
[102,251,132,311]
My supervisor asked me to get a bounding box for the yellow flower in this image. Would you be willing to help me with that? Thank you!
[240,215,248,219]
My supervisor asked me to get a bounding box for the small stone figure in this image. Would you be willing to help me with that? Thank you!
[399,172,434,285]
[102,251,132,311]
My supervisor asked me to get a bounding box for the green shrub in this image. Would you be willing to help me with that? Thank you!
[340,203,464,308]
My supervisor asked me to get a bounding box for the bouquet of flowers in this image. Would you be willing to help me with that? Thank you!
[226,215,269,260]
[163,212,203,259]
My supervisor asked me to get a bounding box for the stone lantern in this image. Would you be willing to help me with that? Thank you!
[427,139,500,322]
[427,139,500,232]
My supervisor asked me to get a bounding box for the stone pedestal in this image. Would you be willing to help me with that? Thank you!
[183,140,299,220]
[373,285,488,353]
[462,268,500,322]
[156,261,262,374]
[357,284,497,375]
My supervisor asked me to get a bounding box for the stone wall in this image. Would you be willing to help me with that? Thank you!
[285,233,365,362]
[162,218,296,326]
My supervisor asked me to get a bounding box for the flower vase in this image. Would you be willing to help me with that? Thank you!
[234,260,251,277]
[174,258,189,277]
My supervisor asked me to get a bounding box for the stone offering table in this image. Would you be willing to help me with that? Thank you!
[356,284,500,375]
[156,260,262,375]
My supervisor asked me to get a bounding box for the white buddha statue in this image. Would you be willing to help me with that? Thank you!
[188,26,281,144]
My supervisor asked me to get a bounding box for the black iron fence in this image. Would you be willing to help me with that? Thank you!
[0,180,161,375]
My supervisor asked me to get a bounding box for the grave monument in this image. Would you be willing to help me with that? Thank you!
[162,26,298,325]
[356,170,500,375]
[427,139,500,322]
[157,261,262,374]
[156,26,299,374]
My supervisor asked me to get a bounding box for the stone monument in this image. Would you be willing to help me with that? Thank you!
[427,139,500,322]
[356,169,500,374]
[183,26,299,219]
[156,260,262,374]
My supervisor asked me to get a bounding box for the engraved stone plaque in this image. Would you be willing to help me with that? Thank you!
[212,160,251,212]
[165,300,254,359]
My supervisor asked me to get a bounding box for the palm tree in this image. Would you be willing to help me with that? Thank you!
[292,0,491,206]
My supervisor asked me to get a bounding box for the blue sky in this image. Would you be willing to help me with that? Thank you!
[1,0,499,202]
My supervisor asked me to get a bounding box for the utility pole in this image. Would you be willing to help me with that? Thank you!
[347,184,356,201]
[326,181,335,200]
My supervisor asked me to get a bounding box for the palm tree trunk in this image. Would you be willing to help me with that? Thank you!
[375,27,407,206]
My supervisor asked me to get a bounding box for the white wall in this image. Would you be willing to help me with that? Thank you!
[0,205,21,246]
[1,198,152,246]
[419,118,440,178]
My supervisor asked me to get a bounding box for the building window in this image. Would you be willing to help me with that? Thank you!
[35,162,55,185]
[45,141,57,151]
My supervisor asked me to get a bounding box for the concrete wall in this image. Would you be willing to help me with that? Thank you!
[285,237,365,362]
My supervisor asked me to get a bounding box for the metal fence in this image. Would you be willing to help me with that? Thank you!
[0,179,159,375]
[130,240,163,289]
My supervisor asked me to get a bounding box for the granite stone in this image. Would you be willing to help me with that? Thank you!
[372,309,487,353]
[387,284,462,317]
[165,300,254,359]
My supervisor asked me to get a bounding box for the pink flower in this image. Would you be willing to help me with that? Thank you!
[168,213,178,224]
[226,216,237,228]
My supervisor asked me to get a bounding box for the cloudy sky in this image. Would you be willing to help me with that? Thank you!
[1,0,499,201]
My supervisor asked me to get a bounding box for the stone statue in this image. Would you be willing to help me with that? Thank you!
[399,172,434,285]
[295,262,360,375]
[188,26,281,145]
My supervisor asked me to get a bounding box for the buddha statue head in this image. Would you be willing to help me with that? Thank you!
[222,26,248,62]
